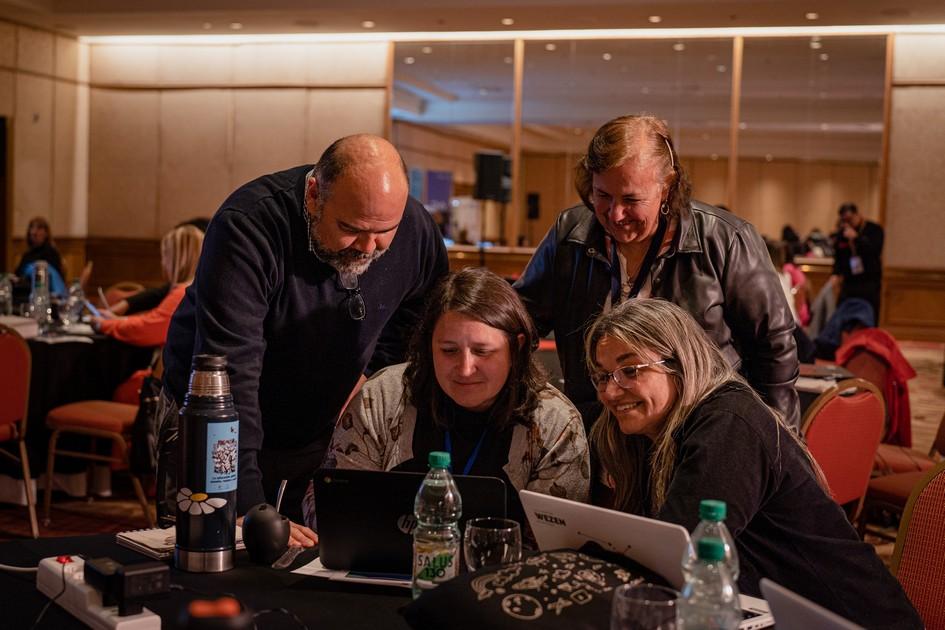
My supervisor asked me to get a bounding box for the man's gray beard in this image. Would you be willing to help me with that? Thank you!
[309,205,386,276]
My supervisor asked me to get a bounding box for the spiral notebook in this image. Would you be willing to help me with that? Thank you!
[116,526,245,560]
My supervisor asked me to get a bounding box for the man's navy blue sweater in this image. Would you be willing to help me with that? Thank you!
[163,165,448,511]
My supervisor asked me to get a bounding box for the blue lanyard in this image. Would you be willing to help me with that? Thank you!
[444,427,489,476]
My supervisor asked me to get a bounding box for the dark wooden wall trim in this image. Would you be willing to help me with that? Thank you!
[882,267,945,341]
[11,236,163,291]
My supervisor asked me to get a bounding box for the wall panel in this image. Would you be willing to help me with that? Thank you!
[12,74,53,232]
[757,161,797,239]
[892,34,945,83]
[52,80,78,234]
[16,26,53,75]
[0,21,14,67]
[305,43,389,86]
[0,69,12,116]
[158,90,232,233]
[54,36,78,81]
[231,88,307,188]
[305,89,386,158]
[88,88,160,237]
[232,44,310,86]
[90,45,159,85]
[885,86,945,269]
[158,46,233,86]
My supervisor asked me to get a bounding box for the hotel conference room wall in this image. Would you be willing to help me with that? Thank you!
[1,21,86,259]
[87,41,389,239]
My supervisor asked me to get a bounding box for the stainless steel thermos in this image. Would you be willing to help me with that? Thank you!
[175,354,239,572]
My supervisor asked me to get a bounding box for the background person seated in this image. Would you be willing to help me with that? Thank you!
[104,218,210,316]
[93,225,204,346]
[585,298,921,629]
[302,267,590,531]
[14,216,65,281]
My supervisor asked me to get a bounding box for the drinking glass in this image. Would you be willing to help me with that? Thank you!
[610,583,678,630]
[463,517,521,571]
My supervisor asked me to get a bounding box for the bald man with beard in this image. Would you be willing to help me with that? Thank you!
[162,135,448,544]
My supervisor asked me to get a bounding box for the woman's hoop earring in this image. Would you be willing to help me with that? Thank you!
[660,203,670,216]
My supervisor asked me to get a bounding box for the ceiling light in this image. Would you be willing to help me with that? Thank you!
[573,128,583,135]
[404,56,416,64]
[811,35,822,42]
[819,53,829,61]
[765,154,774,162]
[819,91,828,98]
[820,123,830,131]
[648,16,662,24]
[716,64,727,72]
[806,12,819,21]
[673,42,686,52]
[641,86,651,94]
[710,154,719,161]
[738,122,747,130]
[810,40,823,49]
[229,22,243,30]
[602,52,612,61]
[501,18,515,26]
[545,43,557,51]
[421,46,432,54]
[503,56,513,64]
[361,20,376,29]
[701,133,710,140]
[202,22,213,30]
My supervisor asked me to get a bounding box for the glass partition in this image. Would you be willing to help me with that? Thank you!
[738,36,886,239]
[519,37,734,243]
[391,41,515,245]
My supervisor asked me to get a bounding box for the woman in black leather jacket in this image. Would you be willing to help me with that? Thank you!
[514,115,800,430]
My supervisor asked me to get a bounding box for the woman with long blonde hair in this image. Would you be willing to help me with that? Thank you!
[94,225,204,346]
[586,298,919,629]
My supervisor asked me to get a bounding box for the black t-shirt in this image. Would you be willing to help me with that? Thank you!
[636,383,920,629]
[395,401,526,528]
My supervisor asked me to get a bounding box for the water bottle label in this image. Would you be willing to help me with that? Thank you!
[205,421,239,493]
[414,543,458,588]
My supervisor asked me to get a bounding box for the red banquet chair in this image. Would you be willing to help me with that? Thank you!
[891,460,945,630]
[874,409,945,476]
[801,378,885,522]
[0,325,40,538]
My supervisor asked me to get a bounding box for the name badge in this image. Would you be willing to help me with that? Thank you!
[850,255,865,276]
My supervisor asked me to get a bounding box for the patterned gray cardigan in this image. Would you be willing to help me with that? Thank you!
[302,363,591,529]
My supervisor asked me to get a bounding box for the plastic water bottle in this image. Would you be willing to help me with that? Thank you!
[60,279,85,326]
[0,273,12,316]
[677,538,742,630]
[412,451,462,599]
[29,261,53,333]
[682,499,739,582]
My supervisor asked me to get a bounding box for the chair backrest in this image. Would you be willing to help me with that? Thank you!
[0,324,31,434]
[802,378,885,506]
[892,460,945,629]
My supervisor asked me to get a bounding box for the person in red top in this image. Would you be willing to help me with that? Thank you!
[94,225,204,346]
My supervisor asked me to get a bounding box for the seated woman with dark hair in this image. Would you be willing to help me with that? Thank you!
[585,298,920,629]
[303,267,590,529]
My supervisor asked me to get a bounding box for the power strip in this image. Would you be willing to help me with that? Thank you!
[36,556,161,629]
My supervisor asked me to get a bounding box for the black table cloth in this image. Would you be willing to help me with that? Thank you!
[0,534,412,629]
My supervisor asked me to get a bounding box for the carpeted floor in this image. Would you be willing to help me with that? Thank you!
[0,342,942,544]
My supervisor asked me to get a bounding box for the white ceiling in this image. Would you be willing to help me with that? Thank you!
[2,0,944,36]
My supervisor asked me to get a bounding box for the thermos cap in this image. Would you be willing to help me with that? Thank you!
[187,354,231,397]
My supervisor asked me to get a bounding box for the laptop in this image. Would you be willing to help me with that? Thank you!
[760,578,864,630]
[314,468,507,574]
[520,490,774,630]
